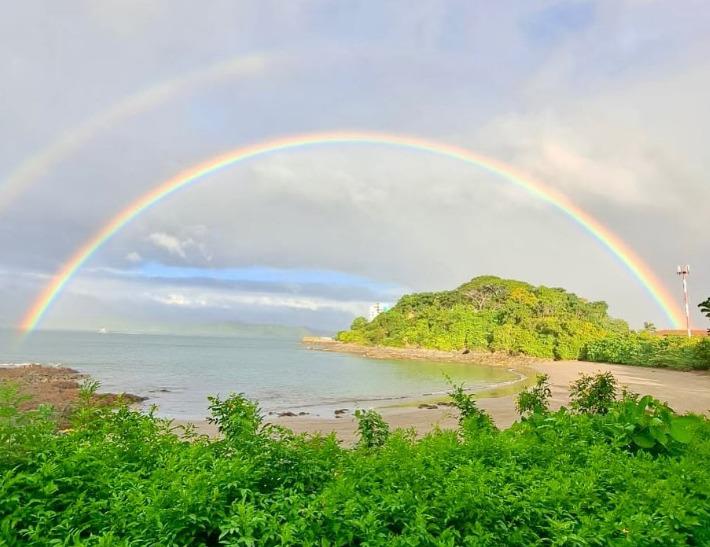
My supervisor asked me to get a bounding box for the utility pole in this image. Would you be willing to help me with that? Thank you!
[676,265,691,338]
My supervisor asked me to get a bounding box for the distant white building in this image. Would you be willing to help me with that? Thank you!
[368,302,389,321]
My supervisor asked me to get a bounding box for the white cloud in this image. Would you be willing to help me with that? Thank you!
[152,293,208,307]
[145,227,213,262]
[148,232,190,259]
[148,288,368,315]
[125,252,142,263]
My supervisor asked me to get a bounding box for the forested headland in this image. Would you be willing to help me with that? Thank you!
[337,276,709,370]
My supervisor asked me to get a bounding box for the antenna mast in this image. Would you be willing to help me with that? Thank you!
[676,265,691,338]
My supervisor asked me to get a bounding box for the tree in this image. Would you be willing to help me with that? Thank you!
[350,316,368,330]
[699,298,710,320]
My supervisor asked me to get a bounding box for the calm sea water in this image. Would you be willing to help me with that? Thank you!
[0,329,517,420]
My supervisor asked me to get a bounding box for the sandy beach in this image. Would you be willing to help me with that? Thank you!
[180,341,710,443]
[251,359,710,443]
[4,349,709,444]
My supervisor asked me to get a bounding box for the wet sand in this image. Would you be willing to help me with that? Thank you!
[183,358,710,444]
[5,357,708,445]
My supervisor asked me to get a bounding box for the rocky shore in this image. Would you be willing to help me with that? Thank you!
[0,364,146,422]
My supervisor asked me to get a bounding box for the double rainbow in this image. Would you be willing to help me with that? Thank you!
[20,131,683,332]
[0,54,266,214]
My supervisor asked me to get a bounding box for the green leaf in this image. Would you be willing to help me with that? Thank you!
[649,426,667,444]
[649,426,669,447]
[669,416,700,444]
[632,430,656,449]
[637,395,654,412]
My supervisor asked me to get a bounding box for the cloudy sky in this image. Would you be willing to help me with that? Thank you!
[1,0,708,333]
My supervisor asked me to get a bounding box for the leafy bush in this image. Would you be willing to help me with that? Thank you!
[447,380,495,431]
[1,380,709,545]
[570,371,618,414]
[207,392,263,442]
[0,382,56,467]
[581,333,710,370]
[515,373,552,418]
[608,393,703,452]
[354,408,390,448]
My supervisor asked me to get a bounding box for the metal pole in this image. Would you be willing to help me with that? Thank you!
[677,265,691,338]
[683,276,690,338]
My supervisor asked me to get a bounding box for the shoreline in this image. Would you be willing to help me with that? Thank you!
[0,364,146,424]
[4,349,709,444]
[301,336,543,367]
[172,341,710,443]
[278,340,710,441]
[253,358,710,444]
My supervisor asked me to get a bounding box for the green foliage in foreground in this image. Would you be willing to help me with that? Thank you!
[581,332,710,370]
[1,379,709,546]
[337,275,629,359]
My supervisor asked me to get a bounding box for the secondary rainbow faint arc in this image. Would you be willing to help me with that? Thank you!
[20,131,683,332]
[0,54,266,214]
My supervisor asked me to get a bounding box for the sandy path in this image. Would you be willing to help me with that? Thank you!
[183,360,710,444]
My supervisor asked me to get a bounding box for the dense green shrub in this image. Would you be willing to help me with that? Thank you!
[570,371,618,414]
[581,333,710,370]
[1,381,709,545]
[354,409,390,448]
[446,380,496,431]
[609,392,703,452]
[337,276,628,360]
[515,373,552,418]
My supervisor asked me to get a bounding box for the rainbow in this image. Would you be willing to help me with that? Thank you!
[0,54,267,214]
[20,131,684,332]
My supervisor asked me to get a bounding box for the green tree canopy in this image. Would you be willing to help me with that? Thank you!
[337,276,629,359]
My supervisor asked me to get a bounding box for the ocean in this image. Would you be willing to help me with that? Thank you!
[0,329,517,420]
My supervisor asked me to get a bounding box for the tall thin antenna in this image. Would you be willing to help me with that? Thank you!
[676,265,691,338]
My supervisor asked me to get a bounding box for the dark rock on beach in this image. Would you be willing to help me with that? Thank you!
[0,364,147,425]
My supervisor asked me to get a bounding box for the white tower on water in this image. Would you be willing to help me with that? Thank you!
[676,265,691,338]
